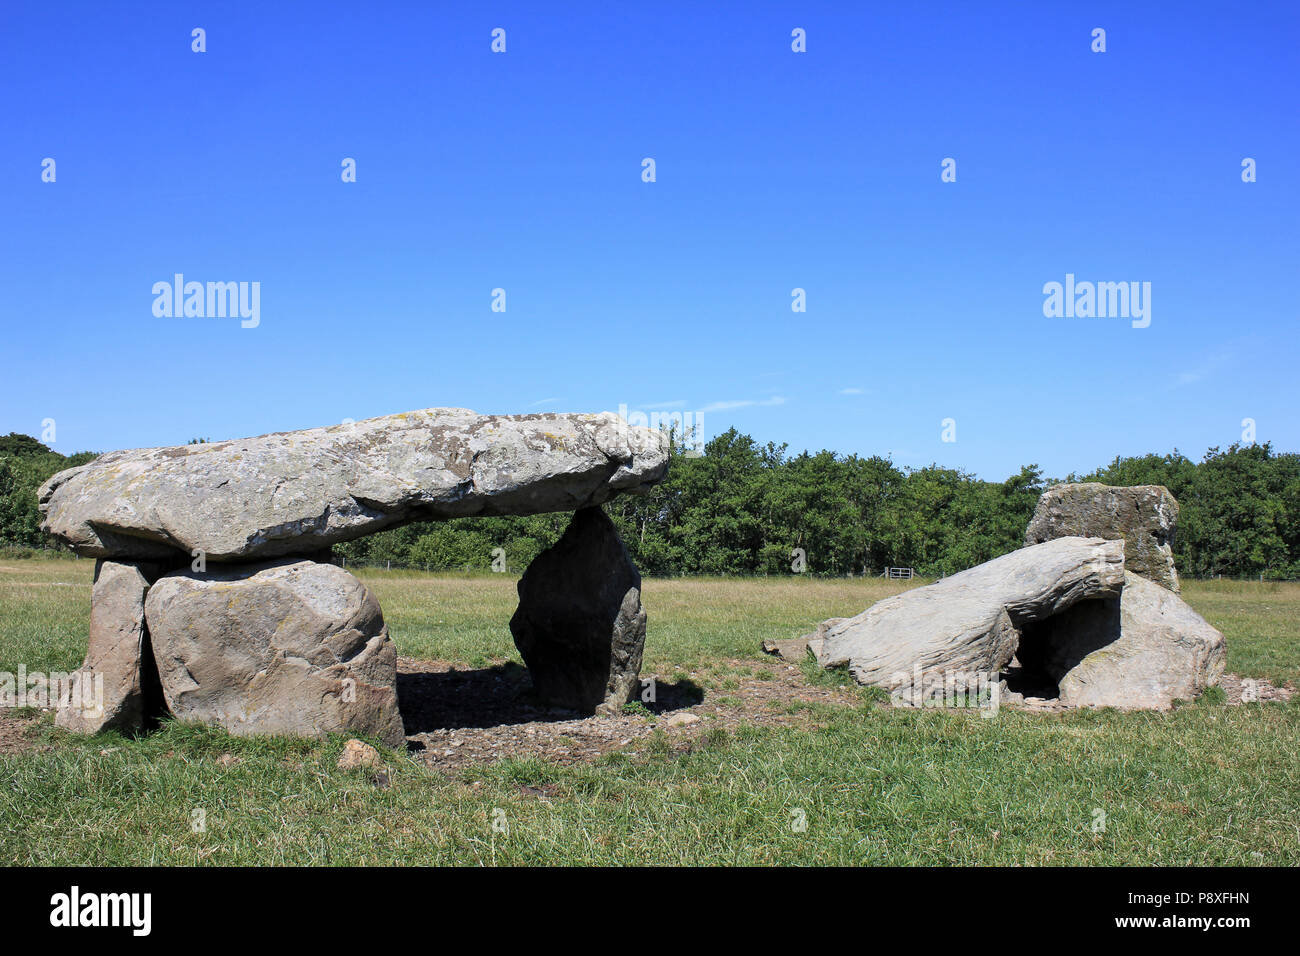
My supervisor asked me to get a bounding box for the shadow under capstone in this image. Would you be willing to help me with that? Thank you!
[396,663,704,737]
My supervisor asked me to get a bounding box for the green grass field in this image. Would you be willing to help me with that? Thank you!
[1,558,1297,865]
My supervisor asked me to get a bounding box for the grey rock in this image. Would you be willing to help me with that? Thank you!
[1018,572,1225,710]
[761,636,817,662]
[144,559,404,746]
[1025,482,1180,592]
[39,408,670,561]
[816,537,1126,690]
[510,507,646,714]
[56,560,159,734]
[795,618,847,661]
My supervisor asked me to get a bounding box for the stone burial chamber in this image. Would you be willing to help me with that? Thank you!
[804,484,1225,710]
[39,408,669,744]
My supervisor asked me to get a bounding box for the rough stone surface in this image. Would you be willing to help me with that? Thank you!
[144,559,405,746]
[1016,572,1225,710]
[816,537,1126,689]
[762,636,817,662]
[337,738,383,770]
[39,408,670,561]
[795,618,847,662]
[510,507,646,714]
[56,560,158,734]
[1025,482,1180,592]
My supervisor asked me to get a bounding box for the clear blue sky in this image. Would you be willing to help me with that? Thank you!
[2,2,1297,480]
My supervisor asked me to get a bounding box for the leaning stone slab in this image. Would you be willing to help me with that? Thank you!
[144,559,404,746]
[1025,482,1180,592]
[56,560,159,734]
[510,507,646,714]
[816,537,1126,689]
[39,408,670,561]
[1018,572,1225,710]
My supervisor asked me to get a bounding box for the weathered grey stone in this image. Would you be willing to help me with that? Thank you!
[39,408,670,561]
[510,507,646,714]
[795,618,846,661]
[56,560,159,734]
[144,559,404,746]
[816,537,1126,690]
[1016,572,1225,710]
[1025,482,1180,592]
[761,636,817,662]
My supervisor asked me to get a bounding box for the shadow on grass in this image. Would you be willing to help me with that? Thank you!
[397,662,704,735]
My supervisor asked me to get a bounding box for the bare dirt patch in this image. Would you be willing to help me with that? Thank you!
[399,656,861,775]
[0,712,44,755]
[1217,672,1293,704]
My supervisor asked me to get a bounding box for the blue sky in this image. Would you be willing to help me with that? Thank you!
[2,2,1297,479]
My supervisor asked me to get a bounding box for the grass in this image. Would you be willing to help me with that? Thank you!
[357,569,917,670]
[1175,579,1300,683]
[1,559,1298,865]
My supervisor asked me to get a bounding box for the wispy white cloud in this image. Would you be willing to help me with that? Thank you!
[529,397,561,407]
[1171,350,1235,390]
[638,399,687,409]
[838,387,865,395]
[699,395,787,414]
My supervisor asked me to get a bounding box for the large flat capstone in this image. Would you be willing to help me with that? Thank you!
[38,408,669,561]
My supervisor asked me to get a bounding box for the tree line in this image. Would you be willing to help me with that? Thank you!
[2,429,1298,579]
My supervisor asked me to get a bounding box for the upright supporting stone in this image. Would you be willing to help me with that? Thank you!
[57,559,161,735]
[1025,482,1180,592]
[144,559,405,747]
[510,507,646,714]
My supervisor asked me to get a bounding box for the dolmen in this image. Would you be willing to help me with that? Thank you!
[805,484,1224,710]
[40,408,669,744]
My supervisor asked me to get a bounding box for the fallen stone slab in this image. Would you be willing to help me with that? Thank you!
[510,507,646,714]
[39,408,669,561]
[816,537,1126,689]
[56,560,162,734]
[145,559,405,746]
[1025,482,1180,592]
[1014,572,1225,709]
